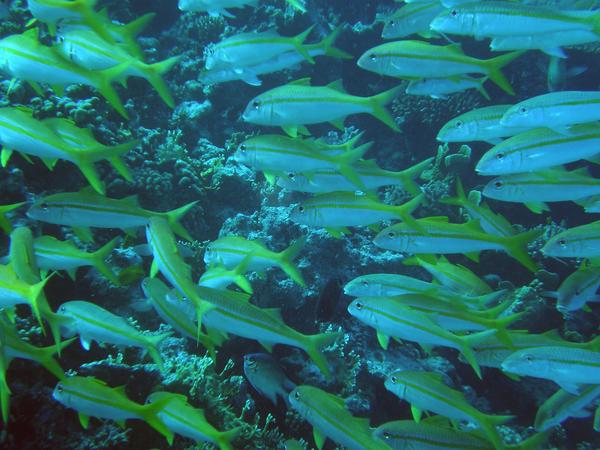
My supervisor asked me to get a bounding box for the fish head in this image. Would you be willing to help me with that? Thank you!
[482,176,516,201]
[344,277,381,297]
[203,243,219,265]
[52,380,68,405]
[541,232,581,258]
[231,139,258,166]
[288,386,312,418]
[242,93,274,125]
[357,47,392,75]
[347,298,377,325]
[288,202,316,226]
[501,350,548,377]
[501,103,544,128]
[384,370,408,398]
[27,197,62,224]
[276,171,306,190]
[430,7,475,35]
[373,225,410,252]
[436,116,476,142]
[381,15,403,39]
[476,146,515,175]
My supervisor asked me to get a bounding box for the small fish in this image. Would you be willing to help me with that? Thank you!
[543,262,600,313]
[0,202,24,234]
[441,179,516,237]
[242,78,401,137]
[56,28,179,107]
[500,91,600,131]
[357,40,523,95]
[289,192,423,237]
[243,353,295,406]
[27,188,197,242]
[476,124,600,175]
[178,0,259,16]
[501,346,600,393]
[205,26,315,70]
[374,217,541,272]
[535,385,600,432]
[405,76,490,100]
[277,158,431,196]
[146,391,241,449]
[0,108,137,194]
[289,385,390,450]
[140,278,216,359]
[201,26,351,86]
[204,235,306,287]
[52,376,174,444]
[0,31,130,118]
[9,227,40,285]
[482,168,600,214]
[347,297,493,378]
[56,300,172,370]
[34,236,119,285]
[384,370,512,449]
[541,221,600,258]
[430,2,600,39]
[381,2,445,39]
[436,104,532,144]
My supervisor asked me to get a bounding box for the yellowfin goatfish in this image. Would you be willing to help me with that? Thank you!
[140,278,216,359]
[27,0,112,41]
[27,188,197,242]
[145,391,241,449]
[384,370,512,449]
[56,300,172,369]
[437,104,532,144]
[289,192,423,237]
[288,385,390,450]
[178,0,257,16]
[476,124,600,175]
[374,217,541,272]
[441,179,515,237]
[9,227,40,285]
[381,2,445,39]
[33,235,119,284]
[405,75,490,100]
[357,40,523,95]
[201,294,341,378]
[374,419,548,450]
[197,258,253,294]
[204,235,306,287]
[500,91,600,131]
[490,29,600,58]
[543,262,600,313]
[201,26,352,86]
[430,2,600,39]
[243,353,295,406]
[277,158,431,196]
[52,376,174,443]
[541,221,600,258]
[232,134,372,190]
[0,202,24,234]
[403,253,496,296]
[205,26,315,70]
[242,78,401,136]
[501,346,600,394]
[0,108,137,194]
[0,30,129,118]
[347,297,492,377]
[535,385,600,432]
[482,168,600,213]
[56,28,180,107]
[0,316,75,423]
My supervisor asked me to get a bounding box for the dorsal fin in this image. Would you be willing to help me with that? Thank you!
[263,307,283,321]
[121,195,139,206]
[326,79,346,92]
[288,77,311,86]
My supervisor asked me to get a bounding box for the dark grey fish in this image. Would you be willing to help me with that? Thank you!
[243,353,295,406]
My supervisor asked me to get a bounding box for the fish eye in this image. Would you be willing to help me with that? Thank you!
[558,238,567,246]
[58,305,66,313]
[387,231,395,238]
[252,100,261,110]
[146,397,153,404]
[40,202,49,211]
[524,354,533,362]
[56,385,63,393]
[287,172,295,179]
[494,181,503,189]
[390,375,398,384]
[495,152,504,160]
[294,391,301,400]
[355,302,363,310]
[519,106,527,114]
[454,120,463,128]
[369,53,377,61]
[298,206,305,213]
[383,431,391,440]
[361,280,369,287]
[239,144,247,152]
[451,9,457,16]
[389,20,395,26]
[575,289,582,295]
